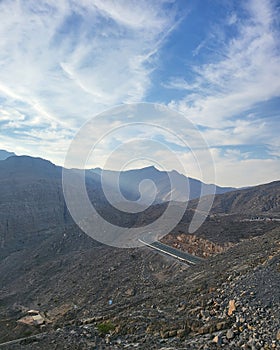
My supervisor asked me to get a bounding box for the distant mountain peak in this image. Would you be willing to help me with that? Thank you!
[4,155,55,166]
[0,155,61,180]
[0,150,16,160]
[137,165,159,173]
[89,164,236,203]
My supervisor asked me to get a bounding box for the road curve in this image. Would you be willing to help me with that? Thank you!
[139,238,205,265]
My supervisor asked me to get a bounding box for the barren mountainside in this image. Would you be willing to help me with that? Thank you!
[210,181,280,214]
[0,154,279,349]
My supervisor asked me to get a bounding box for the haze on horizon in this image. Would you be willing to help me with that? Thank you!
[0,0,279,187]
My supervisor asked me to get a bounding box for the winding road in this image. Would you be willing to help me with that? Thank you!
[139,237,205,265]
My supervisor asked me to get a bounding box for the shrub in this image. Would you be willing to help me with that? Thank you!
[97,321,115,335]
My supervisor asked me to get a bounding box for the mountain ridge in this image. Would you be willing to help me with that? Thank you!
[90,165,235,203]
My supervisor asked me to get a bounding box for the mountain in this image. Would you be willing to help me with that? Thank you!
[0,156,66,258]
[210,180,280,214]
[0,157,277,252]
[0,149,16,160]
[0,155,278,257]
[0,156,122,258]
[0,156,149,258]
[91,166,235,204]
[0,154,279,348]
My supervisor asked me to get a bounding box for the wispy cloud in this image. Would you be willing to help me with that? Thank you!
[0,0,178,162]
[209,147,280,187]
[163,0,280,185]
[168,0,280,128]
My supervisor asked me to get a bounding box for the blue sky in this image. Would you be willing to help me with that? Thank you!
[0,0,279,187]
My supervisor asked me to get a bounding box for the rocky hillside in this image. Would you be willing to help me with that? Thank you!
[0,154,279,349]
[0,227,279,349]
[207,180,280,215]
[0,156,67,258]
[163,181,280,250]
[0,156,139,258]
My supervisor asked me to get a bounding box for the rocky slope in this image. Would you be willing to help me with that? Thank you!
[202,180,280,215]
[0,154,279,349]
[0,156,67,259]
[163,181,280,250]
[0,228,279,349]
[0,156,138,259]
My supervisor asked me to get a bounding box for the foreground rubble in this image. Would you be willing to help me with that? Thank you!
[1,229,279,349]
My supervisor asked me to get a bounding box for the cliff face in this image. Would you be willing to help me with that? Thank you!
[0,157,69,256]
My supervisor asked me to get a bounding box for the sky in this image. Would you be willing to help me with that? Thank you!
[0,0,279,187]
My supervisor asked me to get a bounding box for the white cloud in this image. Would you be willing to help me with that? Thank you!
[0,0,178,162]
[227,13,238,26]
[0,1,174,113]
[86,0,172,30]
[210,147,280,187]
[168,0,280,129]
[199,116,278,148]
[192,39,207,57]
[165,0,280,188]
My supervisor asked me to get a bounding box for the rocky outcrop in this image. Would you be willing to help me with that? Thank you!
[161,233,234,257]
